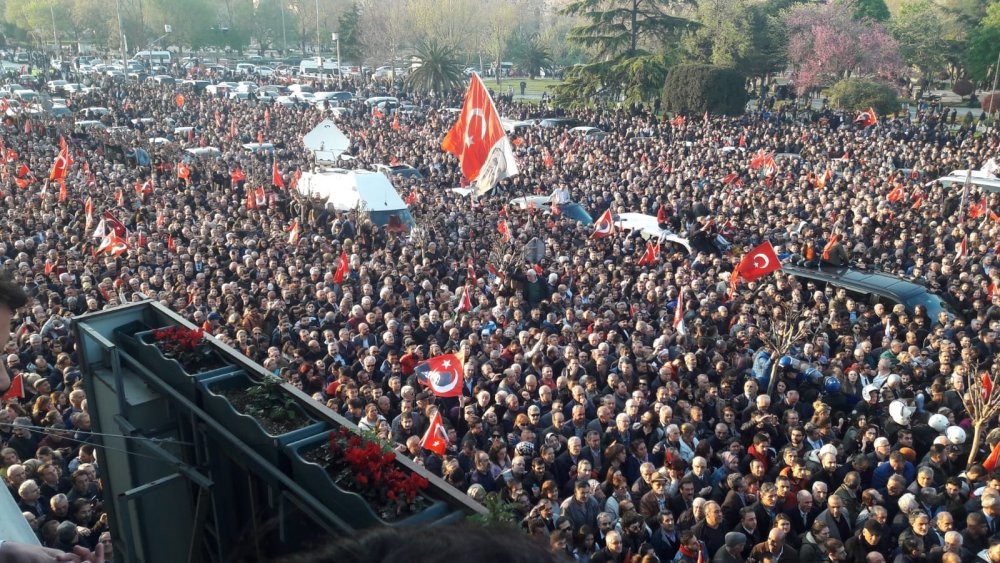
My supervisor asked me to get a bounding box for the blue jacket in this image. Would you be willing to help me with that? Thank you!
[872,460,916,490]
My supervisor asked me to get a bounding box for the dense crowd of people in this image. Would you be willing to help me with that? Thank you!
[1,50,1000,562]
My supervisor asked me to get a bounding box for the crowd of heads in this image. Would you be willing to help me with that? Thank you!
[1,51,1000,561]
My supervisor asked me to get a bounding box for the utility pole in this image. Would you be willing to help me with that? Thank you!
[315,0,321,53]
[990,47,1000,116]
[280,1,288,55]
[333,33,341,90]
[49,4,58,53]
[115,0,128,63]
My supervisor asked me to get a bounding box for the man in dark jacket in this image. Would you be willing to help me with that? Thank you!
[844,520,884,563]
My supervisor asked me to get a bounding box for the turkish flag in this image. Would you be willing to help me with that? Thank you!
[441,73,518,195]
[637,241,658,266]
[167,235,176,253]
[467,258,476,283]
[84,197,94,230]
[420,410,449,455]
[732,240,781,288]
[255,186,267,207]
[272,161,285,189]
[591,209,615,239]
[1,374,24,400]
[333,250,349,283]
[49,152,69,181]
[887,183,905,203]
[455,288,472,314]
[104,211,128,238]
[983,372,993,402]
[414,352,465,397]
[287,220,300,244]
[246,190,256,210]
[854,107,877,127]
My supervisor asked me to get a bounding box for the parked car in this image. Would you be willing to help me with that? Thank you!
[538,117,580,128]
[376,164,423,179]
[781,264,959,326]
[569,126,606,141]
[509,196,593,225]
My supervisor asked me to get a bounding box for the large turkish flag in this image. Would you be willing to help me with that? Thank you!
[441,74,518,195]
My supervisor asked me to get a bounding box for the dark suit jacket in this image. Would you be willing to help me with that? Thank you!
[751,500,779,532]
[784,506,818,536]
[554,450,594,486]
[721,489,750,529]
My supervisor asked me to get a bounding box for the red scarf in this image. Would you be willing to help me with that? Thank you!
[678,544,700,559]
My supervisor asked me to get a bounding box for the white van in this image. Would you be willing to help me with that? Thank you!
[298,58,339,78]
[235,63,257,75]
[133,50,172,66]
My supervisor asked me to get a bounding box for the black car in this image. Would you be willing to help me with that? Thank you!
[781,264,959,326]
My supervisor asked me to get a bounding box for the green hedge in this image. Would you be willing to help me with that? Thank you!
[823,79,899,114]
[661,64,748,116]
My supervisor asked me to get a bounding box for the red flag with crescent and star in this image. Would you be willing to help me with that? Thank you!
[441,73,519,196]
[591,209,615,239]
[333,250,349,284]
[420,410,449,455]
[415,352,465,397]
[730,240,781,294]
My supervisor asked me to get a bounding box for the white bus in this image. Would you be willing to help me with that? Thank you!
[132,51,172,66]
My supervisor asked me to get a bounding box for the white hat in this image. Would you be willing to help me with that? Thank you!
[889,400,915,425]
[928,414,948,432]
[946,426,966,445]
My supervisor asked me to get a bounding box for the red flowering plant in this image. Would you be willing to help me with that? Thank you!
[150,326,219,371]
[323,427,430,521]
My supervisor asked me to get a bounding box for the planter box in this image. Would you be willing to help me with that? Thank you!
[113,324,236,399]
[285,432,450,528]
[198,371,329,467]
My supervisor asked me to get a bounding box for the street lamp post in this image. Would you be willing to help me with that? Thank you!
[315,0,321,54]
[332,32,341,90]
[114,0,128,64]
[49,4,58,53]
[280,1,287,55]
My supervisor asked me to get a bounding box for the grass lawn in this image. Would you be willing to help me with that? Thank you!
[481,78,563,97]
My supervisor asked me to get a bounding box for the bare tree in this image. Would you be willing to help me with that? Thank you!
[961,363,1000,466]
[761,302,817,395]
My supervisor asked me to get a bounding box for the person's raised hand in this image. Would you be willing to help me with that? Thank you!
[0,541,81,562]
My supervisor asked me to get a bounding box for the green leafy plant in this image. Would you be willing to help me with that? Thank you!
[468,492,520,530]
[662,63,749,115]
[244,377,301,425]
[823,78,900,114]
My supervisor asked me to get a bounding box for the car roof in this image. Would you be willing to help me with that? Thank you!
[781,264,955,323]
[783,265,923,298]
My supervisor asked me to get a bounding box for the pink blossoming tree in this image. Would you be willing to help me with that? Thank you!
[785,0,906,94]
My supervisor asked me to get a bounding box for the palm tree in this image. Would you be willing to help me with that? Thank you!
[509,34,552,79]
[406,40,465,95]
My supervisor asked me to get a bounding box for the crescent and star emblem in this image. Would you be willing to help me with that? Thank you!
[464,108,487,146]
[752,253,770,269]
